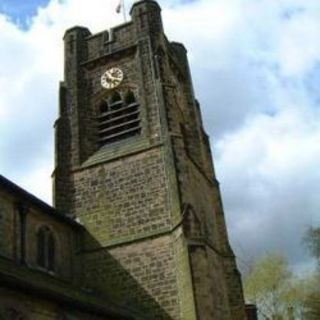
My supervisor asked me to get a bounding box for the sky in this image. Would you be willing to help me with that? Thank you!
[0,0,49,27]
[0,0,319,275]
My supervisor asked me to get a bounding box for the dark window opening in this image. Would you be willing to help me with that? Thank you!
[37,226,56,272]
[111,92,122,102]
[100,100,109,113]
[48,233,55,272]
[110,92,123,111]
[125,91,136,105]
[97,91,141,146]
[37,229,46,267]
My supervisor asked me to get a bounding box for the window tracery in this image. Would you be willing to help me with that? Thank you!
[97,90,141,146]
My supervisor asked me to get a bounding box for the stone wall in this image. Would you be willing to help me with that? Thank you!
[73,145,185,319]
[163,36,247,320]
[74,147,170,247]
[53,1,247,319]
[82,235,180,319]
[0,185,78,282]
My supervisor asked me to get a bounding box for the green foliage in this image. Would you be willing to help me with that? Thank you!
[303,274,320,320]
[303,227,320,319]
[244,253,306,319]
[303,227,320,265]
[244,229,320,319]
[245,254,290,296]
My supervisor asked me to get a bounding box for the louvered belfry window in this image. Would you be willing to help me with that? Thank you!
[97,91,141,146]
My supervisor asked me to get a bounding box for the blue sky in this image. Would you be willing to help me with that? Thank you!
[0,0,320,275]
[0,0,50,27]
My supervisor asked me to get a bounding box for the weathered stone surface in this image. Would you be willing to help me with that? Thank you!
[0,1,247,319]
[54,1,246,319]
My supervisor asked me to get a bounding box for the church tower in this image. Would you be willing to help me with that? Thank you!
[53,1,246,319]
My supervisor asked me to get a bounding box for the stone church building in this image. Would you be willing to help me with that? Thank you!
[0,1,248,319]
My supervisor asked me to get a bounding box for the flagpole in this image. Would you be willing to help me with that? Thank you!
[122,0,127,22]
[116,0,127,23]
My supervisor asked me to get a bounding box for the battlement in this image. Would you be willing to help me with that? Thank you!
[63,0,163,71]
[130,0,161,15]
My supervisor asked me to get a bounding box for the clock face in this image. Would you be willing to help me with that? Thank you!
[101,67,124,89]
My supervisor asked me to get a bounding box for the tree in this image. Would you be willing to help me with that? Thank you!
[243,229,320,319]
[244,253,305,319]
[300,273,320,320]
[303,227,320,319]
[304,227,320,266]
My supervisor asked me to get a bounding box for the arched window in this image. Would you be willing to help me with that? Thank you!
[99,100,109,113]
[110,91,122,103]
[109,92,123,111]
[37,226,55,272]
[124,91,136,105]
[96,90,141,146]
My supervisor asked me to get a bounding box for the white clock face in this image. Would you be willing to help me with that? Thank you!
[101,67,124,89]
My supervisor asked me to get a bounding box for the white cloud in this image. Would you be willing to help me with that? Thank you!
[215,107,320,270]
[0,0,320,273]
[0,0,125,200]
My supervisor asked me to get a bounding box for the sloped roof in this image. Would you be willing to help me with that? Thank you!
[0,175,81,228]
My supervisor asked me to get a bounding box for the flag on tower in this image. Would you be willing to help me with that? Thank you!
[115,0,127,22]
[116,0,122,13]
